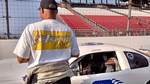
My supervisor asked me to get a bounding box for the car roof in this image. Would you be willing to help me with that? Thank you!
[69,42,135,64]
[78,42,135,57]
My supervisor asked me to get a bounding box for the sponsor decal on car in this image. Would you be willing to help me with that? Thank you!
[79,42,103,46]
[92,78,124,84]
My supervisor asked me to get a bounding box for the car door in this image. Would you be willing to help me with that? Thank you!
[70,50,150,84]
[70,51,127,84]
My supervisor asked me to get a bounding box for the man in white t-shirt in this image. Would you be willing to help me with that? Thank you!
[13,0,79,84]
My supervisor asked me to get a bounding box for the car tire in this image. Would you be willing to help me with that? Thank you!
[146,80,150,84]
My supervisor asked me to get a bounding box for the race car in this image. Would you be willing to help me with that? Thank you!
[69,42,150,84]
[0,42,150,84]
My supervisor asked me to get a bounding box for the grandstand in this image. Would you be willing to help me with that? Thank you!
[0,0,150,38]
[56,1,150,37]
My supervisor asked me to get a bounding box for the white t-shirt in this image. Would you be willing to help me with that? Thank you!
[13,19,79,68]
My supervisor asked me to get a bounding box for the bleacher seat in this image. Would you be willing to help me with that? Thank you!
[86,15,150,30]
[59,15,93,30]
[58,7,150,36]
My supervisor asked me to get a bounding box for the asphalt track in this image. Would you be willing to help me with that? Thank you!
[0,58,27,84]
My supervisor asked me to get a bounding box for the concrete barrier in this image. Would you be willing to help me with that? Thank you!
[0,36,150,60]
[77,36,150,49]
[0,40,17,60]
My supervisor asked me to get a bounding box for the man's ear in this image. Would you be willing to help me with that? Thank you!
[41,8,44,13]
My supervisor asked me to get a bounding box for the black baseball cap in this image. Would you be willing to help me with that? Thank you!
[40,0,58,10]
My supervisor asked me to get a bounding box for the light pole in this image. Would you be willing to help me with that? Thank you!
[101,0,103,5]
[126,0,132,36]
[5,0,10,39]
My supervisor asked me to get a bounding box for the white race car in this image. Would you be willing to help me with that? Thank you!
[0,42,150,84]
[69,42,150,84]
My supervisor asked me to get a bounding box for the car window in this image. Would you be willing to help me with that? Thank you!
[124,51,149,69]
[134,49,150,58]
[70,51,121,76]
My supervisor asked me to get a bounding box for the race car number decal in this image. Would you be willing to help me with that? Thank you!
[92,78,124,84]
[92,49,101,52]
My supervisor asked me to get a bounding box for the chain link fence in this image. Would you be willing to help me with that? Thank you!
[0,0,40,39]
[0,0,150,38]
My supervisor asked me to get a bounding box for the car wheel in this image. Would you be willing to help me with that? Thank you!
[146,80,150,84]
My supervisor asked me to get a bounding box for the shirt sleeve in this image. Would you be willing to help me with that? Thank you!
[13,25,31,59]
[70,30,80,56]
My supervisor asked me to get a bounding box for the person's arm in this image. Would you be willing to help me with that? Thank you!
[14,25,31,64]
[17,56,29,63]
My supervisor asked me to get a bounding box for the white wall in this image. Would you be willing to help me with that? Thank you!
[0,36,150,60]
[58,7,74,15]
[111,9,150,16]
[77,36,150,49]
[0,40,17,60]
[73,8,121,16]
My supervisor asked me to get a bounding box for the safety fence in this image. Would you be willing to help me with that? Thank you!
[0,0,150,39]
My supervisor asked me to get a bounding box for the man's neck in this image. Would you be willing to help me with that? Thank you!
[43,16,56,20]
